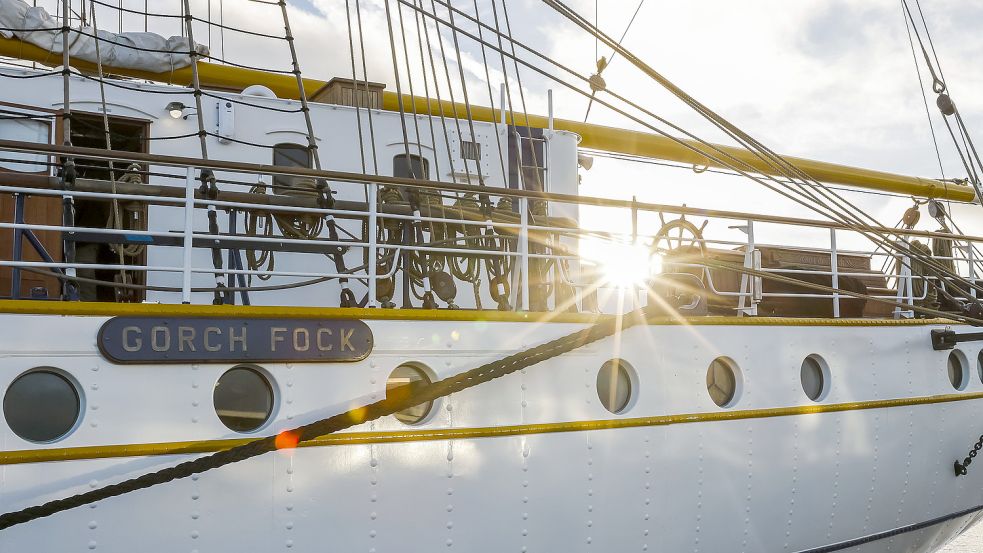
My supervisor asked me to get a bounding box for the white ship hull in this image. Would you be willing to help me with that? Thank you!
[2,307,983,552]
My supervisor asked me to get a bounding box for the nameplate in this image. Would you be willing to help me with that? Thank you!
[98,317,373,364]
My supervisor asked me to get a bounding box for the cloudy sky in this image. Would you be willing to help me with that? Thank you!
[78,0,983,246]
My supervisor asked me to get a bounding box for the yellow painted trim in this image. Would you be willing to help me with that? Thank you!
[0,36,972,202]
[3,392,981,465]
[0,300,958,326]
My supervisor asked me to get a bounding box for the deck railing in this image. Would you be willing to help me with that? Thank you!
[0,138,978,318]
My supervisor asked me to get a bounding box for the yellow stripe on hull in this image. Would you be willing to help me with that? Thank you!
[3,391,980,466]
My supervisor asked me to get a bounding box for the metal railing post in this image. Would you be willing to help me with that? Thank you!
[519,196,530,311]
[11,193,23,299]
[894,251,913,319]
[735,219,758,317]
[181,167,195,304]
[830,228,840,318]
[969,243,977,299]
[367,183,379,307]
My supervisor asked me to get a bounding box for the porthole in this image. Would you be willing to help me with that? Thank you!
[948,350,969,391]
[800,354,830,402]
[213,366,274,432]
[387,364,434,425]
[3,368,81,442]
[597,359,634,414]
[977,350,983,384]
[706,357,740,408]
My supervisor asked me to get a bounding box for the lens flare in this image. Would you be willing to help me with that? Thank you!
[582,239,660,287]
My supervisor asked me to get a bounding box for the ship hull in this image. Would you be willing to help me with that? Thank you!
[1,307,983,552]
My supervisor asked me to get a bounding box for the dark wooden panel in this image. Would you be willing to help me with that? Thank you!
[0,193,63,299]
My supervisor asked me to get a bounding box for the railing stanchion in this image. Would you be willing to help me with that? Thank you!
[969,243,977,299]
[830,228,840,318]
[367,183,379,308]
[11,193,23,299]
[519,196,530,311]
[181,166,195,304]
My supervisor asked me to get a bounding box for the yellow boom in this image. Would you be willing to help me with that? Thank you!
[0,36,973,202]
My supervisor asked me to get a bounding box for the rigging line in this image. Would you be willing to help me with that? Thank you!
[408,0,983,298]
[414,0,456,184]
[88,0,139,276]
[911,0,948,88]
[583,149,956,202]
[502,0,548,191]
[901,0,944,93]
[180,0,208,159]
[445,0,487,186]
[536,2,863,205]
[471,0,509,185]
[408,1,900,227]
[583,0,646,122]
[534,0,982,294]
[409,0,444,183]
[279,0,321,171]
[384,0,424,309]
[940,114,979,187]
[488,0,516,127]
[394,0,430,173]
[60,0,78,300]
[500,0,544,192]
[954,111,983,190]
[427,0,476,186]
[219,0,225,59]
[902,0,945,180]
[353,0,380,175]
[383,0,417,175]
[344,0,367,175]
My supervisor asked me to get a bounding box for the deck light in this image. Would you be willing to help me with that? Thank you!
[165,101,193,119]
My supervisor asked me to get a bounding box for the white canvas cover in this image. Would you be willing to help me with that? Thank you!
[0,0,208,73]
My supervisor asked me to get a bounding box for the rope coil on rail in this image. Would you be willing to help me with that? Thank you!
[0,305,654,530]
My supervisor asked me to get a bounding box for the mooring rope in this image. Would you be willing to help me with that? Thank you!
[0,306,654,530]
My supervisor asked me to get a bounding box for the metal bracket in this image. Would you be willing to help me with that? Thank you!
[931,328,983,350]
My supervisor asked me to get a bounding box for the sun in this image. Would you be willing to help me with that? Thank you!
[581,238,661,287]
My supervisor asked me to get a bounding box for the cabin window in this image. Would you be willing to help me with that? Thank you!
[272,143,312,191]
[393,154,429,180]
[596,359,634,414]
[800,354,830,402]
[948,350,969,391]
[386,364,434,425]
[3,368,81,442]
[213,366,275,432]
[706,357,741,408]
[0,114,50,173]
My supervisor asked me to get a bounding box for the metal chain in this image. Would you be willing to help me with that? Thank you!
[0,306,654,530]
[954,434,983,476]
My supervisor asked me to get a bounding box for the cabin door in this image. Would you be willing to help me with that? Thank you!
[67,112,149,302]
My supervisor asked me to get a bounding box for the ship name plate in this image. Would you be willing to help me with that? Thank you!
[97,317,373,364]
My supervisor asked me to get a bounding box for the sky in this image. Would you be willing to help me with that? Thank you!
[41,0,983,249]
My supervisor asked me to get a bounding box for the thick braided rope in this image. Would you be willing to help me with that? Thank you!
[0,307,651,530]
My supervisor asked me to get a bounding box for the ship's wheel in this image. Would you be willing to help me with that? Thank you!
[650,214,708,258]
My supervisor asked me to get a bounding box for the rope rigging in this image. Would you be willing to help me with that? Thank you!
[530,0,983,320]
[2,0,981,317]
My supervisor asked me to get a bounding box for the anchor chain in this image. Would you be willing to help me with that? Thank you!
[954,434,983,476]
[0,306,656,530]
